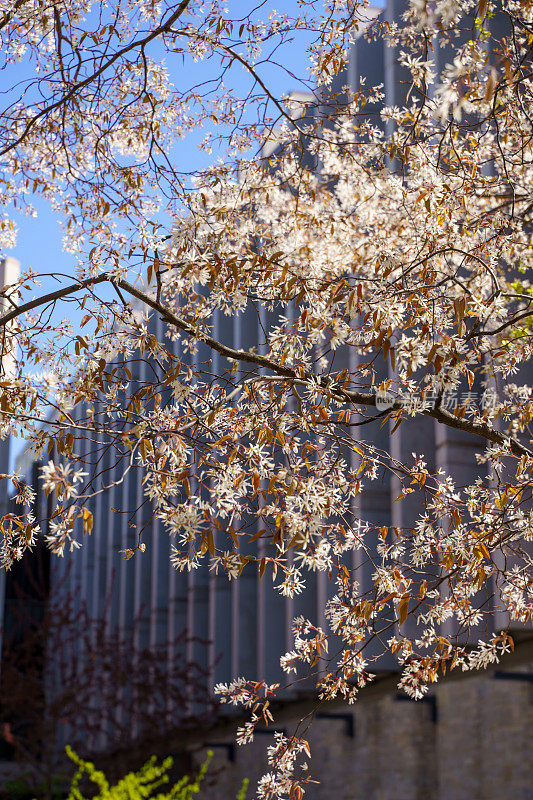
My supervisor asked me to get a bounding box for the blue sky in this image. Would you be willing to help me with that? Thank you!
[4,0,323,468]
[5,1,385,468]
[7,1,386,280]
[8,1,319,285]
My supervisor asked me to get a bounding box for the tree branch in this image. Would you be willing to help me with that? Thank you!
[115,279,533,461]
[0,0,192,157]
[0,274,110,326]
[3,272,531,461]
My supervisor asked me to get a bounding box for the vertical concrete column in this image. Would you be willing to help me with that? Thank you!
[130,328,154,660]
[384,0,411,127]
[118,405,134,634]
[349,12,391,672]
[185,310,211,712]
[163,320,189,698]
[104,442,120,637]
[257,303,286,685]
[349,6,385,130]
[84,399,98,639]
[232,303,257,680]
[435,419,488,643]
[0,256,19,386]
[209,307,233,687]
[149,311,170,652]
[0,257,19,661]
[350,346,394,670]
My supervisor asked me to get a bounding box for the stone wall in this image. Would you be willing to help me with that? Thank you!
[196,664,532,800]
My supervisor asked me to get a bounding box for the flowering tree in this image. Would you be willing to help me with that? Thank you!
[1,0,533,796]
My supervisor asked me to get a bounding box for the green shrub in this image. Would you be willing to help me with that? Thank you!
[63,747,248,800]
